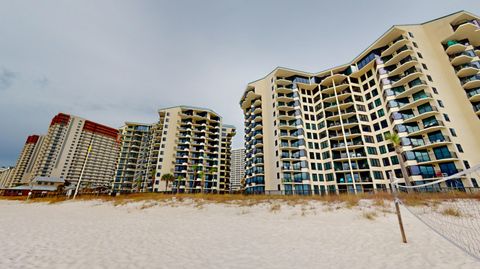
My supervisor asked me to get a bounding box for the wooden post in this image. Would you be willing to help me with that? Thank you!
[389,172,407,243]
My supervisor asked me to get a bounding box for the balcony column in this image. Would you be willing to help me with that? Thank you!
[333,74,358,194]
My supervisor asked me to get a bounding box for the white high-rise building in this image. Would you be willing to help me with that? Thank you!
[230,148,245,191]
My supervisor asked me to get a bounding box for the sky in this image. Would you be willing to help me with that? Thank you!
[0,0,479,166]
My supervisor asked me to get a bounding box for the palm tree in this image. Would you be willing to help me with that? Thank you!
[174,176,184,194]
[385,132,412,191]
[199,170,205,193]
[206,167,217,194]
[161,173,175,193]
[191,164,201,193]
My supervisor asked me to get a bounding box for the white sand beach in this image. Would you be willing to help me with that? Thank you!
[0,199,478,269]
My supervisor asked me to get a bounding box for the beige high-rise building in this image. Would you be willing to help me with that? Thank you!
[153,106,235,193]
[113,122,156,193]
[240,11,480,194]
[29,113,120,188]
[0,167,15,189]
[7,135,44,187]
[114,106,235,193]
[230,148,245,191]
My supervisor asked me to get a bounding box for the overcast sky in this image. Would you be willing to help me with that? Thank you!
[0,1,479,166]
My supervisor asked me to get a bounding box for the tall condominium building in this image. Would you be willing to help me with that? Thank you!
[7,135,45,187]
[240,11,480,194]
[0,167,15,188]
[230,148,246,191]
[113,122,156,193]
[153,106,235,193]
[28,113,120,188]
[114,106,236,193]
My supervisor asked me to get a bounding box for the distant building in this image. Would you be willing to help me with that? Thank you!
[113,122,156,193]
[113,106,236,193]
[22,113,120,189]
[2,176,65,196]
[8,135,45,187]
[230,148,245,191]
[0,167,15,189]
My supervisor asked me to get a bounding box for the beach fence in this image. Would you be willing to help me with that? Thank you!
[391,164,480,261]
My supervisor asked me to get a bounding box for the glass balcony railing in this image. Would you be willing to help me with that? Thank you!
[449,50,476,61]
[467,88,480,98]
[461,74,480,86]
[454,61,480,72]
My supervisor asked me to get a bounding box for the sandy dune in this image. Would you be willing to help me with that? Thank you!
[0,199,478,269]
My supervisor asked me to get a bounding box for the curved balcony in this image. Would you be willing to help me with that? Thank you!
[390,68,423,88]
[277,102,297,111]
[455,61,480,77]
[415,151,459,166]
[381,36,408,57]
[325,108,356,121]
[324,99,354,112]
[401,106,440,124]
[444,41,468,55]
[411,137,452,150]
[467,88,480,102]
[397,93,433,111]
[383,46,414,67]
[449,50,476,66]
[406,120,445,137]
[320,73,347,88]
[320,80,349,95]
[387,56,418,77]
[450,19,480,40]
[394,79,428,99]
[276,85,295,94]
[276,77,292,86]
[461,74,480,89]
[277,93,295,102]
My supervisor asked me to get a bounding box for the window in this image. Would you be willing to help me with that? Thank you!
[377,109,385,117]
[433,146,452,159]
[417,52,423,59]
[456,144,464,153]
[413,42,418,48]
[367,147,378,155]
[427,75,433,82]
[408,32,414,38]
[391,156,399,165]
[376,134,384,143]
[443,114,450,122]
[437,100,444,107]
[422,63,428,70]
[370,159,380,167]
[432,87,438,94]
[379,145,387,154]
[450,128,457,137]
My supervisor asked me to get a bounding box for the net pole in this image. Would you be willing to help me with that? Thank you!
[389,172,407,243]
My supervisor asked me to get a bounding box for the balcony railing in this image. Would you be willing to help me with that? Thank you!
[451,19,480,31]
[460,74,480,86]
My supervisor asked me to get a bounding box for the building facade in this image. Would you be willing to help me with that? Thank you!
[0,167,15,189]
[113,122,155,193]
[230,148,245,191]
[8,135,45,187]
[240,11,480,194]
[27,113,120,188]
[113,106,236,194]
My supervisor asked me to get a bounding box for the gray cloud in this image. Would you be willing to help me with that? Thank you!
[34,76,50,88]
[0,68,16,91]
[0,0,479,166]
